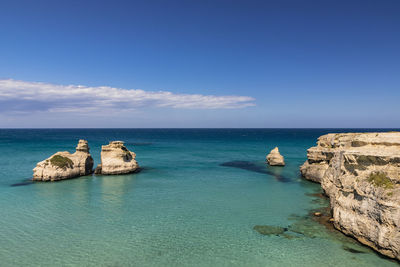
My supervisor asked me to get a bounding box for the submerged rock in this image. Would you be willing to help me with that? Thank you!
[96,141,139,175]
[33,140,94,181]
[301,132,400,260]
[266,147,285,166]
[253,224,305,239]
[253,225,286,236]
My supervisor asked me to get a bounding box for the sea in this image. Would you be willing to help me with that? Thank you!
[0,129,398,266]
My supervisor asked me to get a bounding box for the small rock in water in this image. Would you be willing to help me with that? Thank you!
[94,164,102,174]
[314,212,322,217]
[266,147,285,166]
[96,141,139,175]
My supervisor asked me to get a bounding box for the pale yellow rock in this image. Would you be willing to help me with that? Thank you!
[301,132,400,260]
[96,141,139,175]
[33,140,94,181]
[266,147,285,166]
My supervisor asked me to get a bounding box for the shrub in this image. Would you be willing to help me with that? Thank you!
[367,172,394,189]
[50,155,74,169]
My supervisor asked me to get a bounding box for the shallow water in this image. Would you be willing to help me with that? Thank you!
[0,129,398,266]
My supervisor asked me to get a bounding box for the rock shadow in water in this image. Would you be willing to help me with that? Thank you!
[220,161,291,183]
[343,246,366,254]
[11,180,34,187]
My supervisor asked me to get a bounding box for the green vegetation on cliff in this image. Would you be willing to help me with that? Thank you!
[50,155,74,169]
[368,172,394,189]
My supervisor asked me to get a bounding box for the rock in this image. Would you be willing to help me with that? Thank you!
[314,212,322,217]
[253,225,287,236]
[254,224,309,240]
[96,141,139,175]
[266,147,285,166]
[33,140,94,181]
[300,161,328,183]
[94,164,102,174]
[300,132,400,260]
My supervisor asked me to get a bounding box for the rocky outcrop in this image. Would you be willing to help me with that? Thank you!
[266,147,285,166]
[95,141,139,175]
[301,132,400,260]
[33,140,94,181]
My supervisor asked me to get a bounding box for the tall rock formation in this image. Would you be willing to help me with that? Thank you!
[95,141,139,175]
[33,140,94,181]
[266,147,285,166]
[301,132,400,260]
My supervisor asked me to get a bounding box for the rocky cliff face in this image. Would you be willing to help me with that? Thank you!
[266,147,285,166]
[301,132,400,260]
[95,141,139,175]
[33,140,94,181]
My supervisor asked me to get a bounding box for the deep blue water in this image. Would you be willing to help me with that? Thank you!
[0,129,398,266]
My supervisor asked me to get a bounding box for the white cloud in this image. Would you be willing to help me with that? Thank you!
[0,79,255,113]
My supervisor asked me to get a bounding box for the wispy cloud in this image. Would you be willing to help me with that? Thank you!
[0,79,255,113]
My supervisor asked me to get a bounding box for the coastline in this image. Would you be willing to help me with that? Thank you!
[0,129,398,266]
[301,132,400,260]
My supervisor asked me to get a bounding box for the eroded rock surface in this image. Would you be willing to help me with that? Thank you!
[96,141,139,175]
[266,147,285,166]
[33,140,94,181]
[301,132,400,260]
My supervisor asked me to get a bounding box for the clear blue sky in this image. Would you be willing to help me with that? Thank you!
[0,0,399,128]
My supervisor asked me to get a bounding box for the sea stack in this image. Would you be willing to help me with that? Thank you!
[266,147,285,166]
[95,141,139,175]
[33,140,94,181]
[301,132,400,260]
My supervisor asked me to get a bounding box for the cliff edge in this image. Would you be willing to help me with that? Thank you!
[301,132,400,260]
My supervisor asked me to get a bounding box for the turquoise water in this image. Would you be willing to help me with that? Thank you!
[0,129,398,266]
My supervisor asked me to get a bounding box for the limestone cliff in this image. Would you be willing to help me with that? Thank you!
[301,132,400,260]
[33,140,94,181]
[266,147,285,166]
[95,141,139,175]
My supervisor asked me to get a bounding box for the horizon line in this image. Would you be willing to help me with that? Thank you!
[1,127,399,130]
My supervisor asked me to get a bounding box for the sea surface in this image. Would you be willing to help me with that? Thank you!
[0,129,398,266]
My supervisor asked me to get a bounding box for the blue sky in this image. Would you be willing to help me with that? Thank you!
[0,0,399,127]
